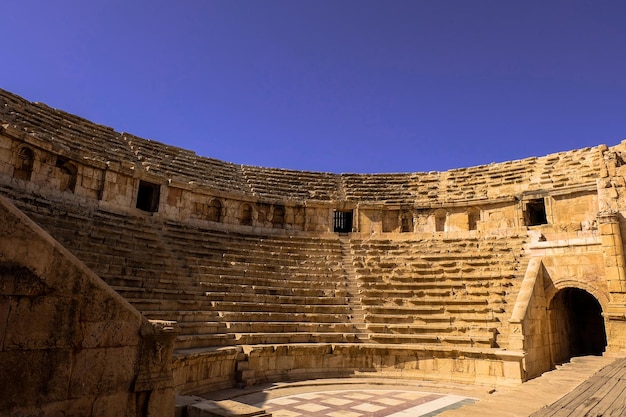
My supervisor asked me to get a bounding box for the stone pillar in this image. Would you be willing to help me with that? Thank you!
[597,211,626,352]
[598,211,626,294]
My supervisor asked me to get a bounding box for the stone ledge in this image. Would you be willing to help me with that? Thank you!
[188,400,270,417]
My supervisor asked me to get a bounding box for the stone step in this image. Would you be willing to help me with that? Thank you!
[197,275,341,290]
[176,332,358,348]
[199,282,335,297]
[178,321,356,334]
[366,323,497,335]
[369,333,495,347]
[203,291,349,306]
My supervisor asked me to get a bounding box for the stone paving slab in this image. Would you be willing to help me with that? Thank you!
[257,389,475,417]
[189,400,270,417]
[190,355,625,417]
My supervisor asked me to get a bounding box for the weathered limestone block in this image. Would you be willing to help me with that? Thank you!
[4,88,626,404]
[173,347,241,394]
[0,349,73,409]
[4,296,81,350]
[70,346,138,397]
[134,320,179,393]
[598,210,626,294]
[0,196,175,417]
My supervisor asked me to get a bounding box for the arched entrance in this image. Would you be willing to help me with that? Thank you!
[548,288,607,364]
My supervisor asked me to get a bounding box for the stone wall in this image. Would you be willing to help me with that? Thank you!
[1,87,626,402]
[240,344,525,387]
[0,196,177,417]
[0,88,615,237]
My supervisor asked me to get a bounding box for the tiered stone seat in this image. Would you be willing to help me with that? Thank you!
[0,181,529,355]
[350,235,527,348]
[1,88,605,209]
[341,173,416,203]
[2,88,615,396]
[407,171,442,203]
[442,158,538,201]
[536,147,602,188]
[155,224,356,348]
[1,185,358,350]
[242,165,340,201]
[124,134,248,193]
[0,90,135,165]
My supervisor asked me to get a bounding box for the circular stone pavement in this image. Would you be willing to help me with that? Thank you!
[255,389,476,417]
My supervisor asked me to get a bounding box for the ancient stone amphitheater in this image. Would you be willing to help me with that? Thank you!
[1,88,625,416]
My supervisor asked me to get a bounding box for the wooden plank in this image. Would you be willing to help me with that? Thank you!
[605,401,626,417]
[530,358,626,417]
[584,379,626,416]
[574,374,621,408]
[550,376,613,412]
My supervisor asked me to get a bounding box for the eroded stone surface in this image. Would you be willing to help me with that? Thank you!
[1,88,626,415]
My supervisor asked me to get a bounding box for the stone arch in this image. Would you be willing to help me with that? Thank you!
[467,207,480,231]
[434,209,447,232]
[13,146,35,181]
[547,286,607,365]
[207,198,222,223]
[272,205,285,228]
[239,203,253,226]
[544,278,610,310]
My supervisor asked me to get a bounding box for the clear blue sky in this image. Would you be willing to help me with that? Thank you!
[2,1,625,173]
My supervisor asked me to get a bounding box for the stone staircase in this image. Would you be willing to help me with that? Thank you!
[339,236,369,342]
[6,184,529,354]
[350,235,528,348]
[3,181,529,352]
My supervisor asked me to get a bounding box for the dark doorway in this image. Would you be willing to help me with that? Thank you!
[136,181,160,212]
[525,198,548,226]
[549,288,607,364]
[334,211,353,233]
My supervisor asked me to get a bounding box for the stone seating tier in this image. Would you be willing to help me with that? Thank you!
[1,184,528,352]
[1,188,359,350]
[1,89,605,206]
[241,165,341,201]
[0,90,249,192]
[341,173,418,203]
[0,92,136,165]
[350,235,526,348]
[123,133,249,193]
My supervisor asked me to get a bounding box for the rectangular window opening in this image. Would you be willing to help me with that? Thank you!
[334,211,353,233]
[525,198,548,226]
[136,181,160,212]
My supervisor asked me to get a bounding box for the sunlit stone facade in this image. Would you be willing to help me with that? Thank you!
[1,89,625,416]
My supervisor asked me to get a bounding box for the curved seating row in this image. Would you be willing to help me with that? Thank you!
[2,183,528,356]
[0,88,604,206]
